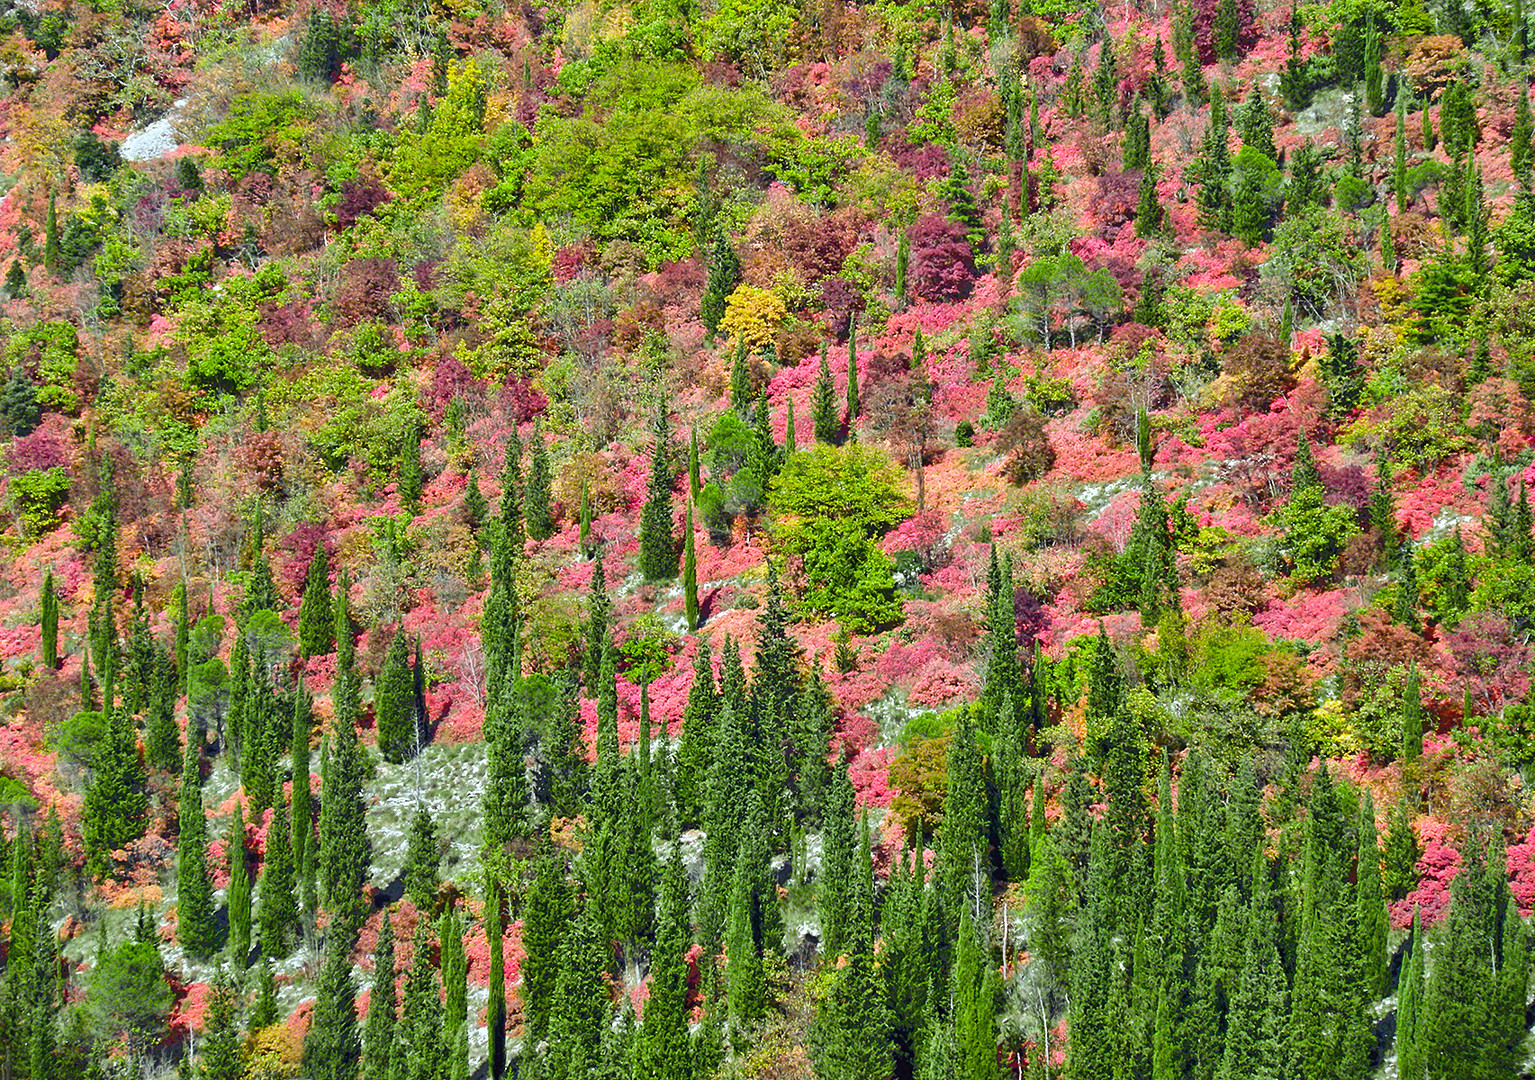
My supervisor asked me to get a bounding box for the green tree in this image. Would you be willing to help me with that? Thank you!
[639,404,678,581]
[199,968,245,1080]
[403,805,440,914]
[304,920,361,1080]
[227,803,252,967]
[546,904,608,1080]
[361,912,397,1080]
[89,937,173,1052]
[701,228,741,337]
[375,630,418,764]
[521,848,572,1048]
[845,318,860,432]
[440,905,469,1080]
[634,851,693,1080]
[258,797,299,960]
[526,424,555,541]
[391,920,446,1080]
[683,500,699,630]
[319,700,372,936]
[82,660,148,878]
[40,567,58,669]
[813,341,838,444]
[298,544,333,658]
[176,747,218,957]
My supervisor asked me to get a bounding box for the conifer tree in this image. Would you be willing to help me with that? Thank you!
[392,920,445,1080]
[1215,847,1285,1080]
[1396,908,1425,1080]
[1513,89,1533,184]
[361,912,397,1080]
[292,684,315,926]
[700,228,740,338]
[440,905,468,1080]
[688,428,701,499]
[176,581,190,691]
[176,746,217,956]
[635,850,693,1080]
[485,877,506,1080]
[525,423,555,541]
[521,848,571,1048]
[397,422,423,515]
[318,701,371,936]
[400,805,440,914]
[640,403,678,581]
[146,647,182,775]
[40,567,58,669]
[298,544,333,658]
[200,968,246,1080]
[845,318,860,434]
[303,929,361,1080]
[546,904,608,1080]
[375,630,417,764]
[812,341,838,444]
[258,797,298,960]
[939,707,989,917]
[683,500,699,630]
[1354,792,1387,999]
[83,655,148,878]
[953,905,1000,1080]
[228,804,252,967]
[673,636,716,828]
[726,851,767,1046]
[1195,84,1232,232]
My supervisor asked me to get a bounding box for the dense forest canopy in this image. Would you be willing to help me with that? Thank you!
[1,0,1535,1076]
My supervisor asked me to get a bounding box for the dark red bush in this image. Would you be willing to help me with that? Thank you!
[335,177,391,231]
[908,214,976,302]
[330,257,400,328]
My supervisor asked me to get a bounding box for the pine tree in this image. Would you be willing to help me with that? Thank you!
[361,913,397,1080]
[639,403,678,581]
[176,746,218,956]
[298,544,333,658]
[403,805,440,914]
[375,630,417,764]
[40,567,58,669]
[258,796,299,960]
[228,803,252,967]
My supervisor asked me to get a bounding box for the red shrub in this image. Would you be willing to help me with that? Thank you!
[330,257,400,328]
[907,214,976,302]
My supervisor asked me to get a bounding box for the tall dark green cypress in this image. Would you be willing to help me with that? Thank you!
[292,684,315,927]
[303,926,361,1080]
[403,805,440,914]
[525,422,555,541]
[639,403,678,582]
[440,904,469,1080]
[319,692,371,936]
[521,848,571,1048]
[176,745,217,956]
[546,904,608,1080]
[83,652,148,878]
[392,919,445,1080]
[845,317,860,434]
[1396,908,1425,1080]
[40,567,58,669]
[258,796,298,959]
[953,905,1000,1080]
[228,802,252,967]
[485,876,506,1080]
[812,341,838,444]
[375,630,418,764]
[673,637,716,828]
[361,911,397,1080]
[635,849,693,1080]
[298,544,333,658]
[683,500,699,631]
[1354,792,1387,1000]
[700,228,741,338]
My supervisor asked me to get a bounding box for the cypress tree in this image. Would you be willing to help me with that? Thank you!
[200,968,246,1080]
[83,655,148,878]
[40,567,58,669]
[403,805,440,914]
[176,581,190,691]
[521,847,572,1048]
[635,849,693,1080]
[812,341,838,444]
[700,228,740,338]
[1354,792,1387,1000]
[673,636,716,828]
[176,746,217,956]
[440,905,469,1080]
[954,905,1000,1080]
[639,403,678,582]
[525,423,555,541]
[726,841,767,1046]
[146,647,182,775]
[376,630,417,764]
[392,919,446,1080]
[845,318,860,435]
[818,754,857,958]
[258,796,298,960]
[303,927,361,1080]
[228,803,252,967]
[318,701,372,937]
[808,914,892,1080]
[397,422,423,516]
[785,397,796,455]
[298,544,333,658]
[1513,89,1533,184]
[1195,84,1232,233]
[1396,908,1425,1080]
[292,684,315,927]
[939,707,989,918]
[1067,824,1123,1080]
[683,500,699,631]
[1215,847,1285,1080]
[361,912,397,1080]
[688,428,701,499]
[228,633,253,765]
[485,876,506,1080]
[546,904,608,1080]
[251,957,279,1030]
[895,229,909,306]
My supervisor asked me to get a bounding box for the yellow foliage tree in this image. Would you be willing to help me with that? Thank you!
[718,284,788,354]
